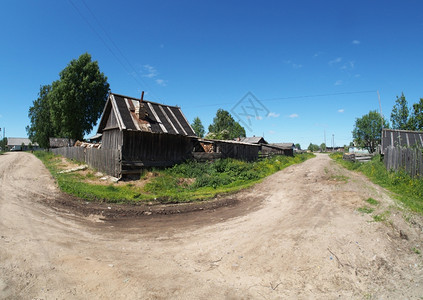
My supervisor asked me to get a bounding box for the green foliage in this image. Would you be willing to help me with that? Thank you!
[308,143,319,152]
[366,197,379,206]
[412,247,421,255]
[191,116,205,138]
[390,93,410,130]
[320,143,327,152]
[352,110,389,153]
[35,150,314,204]
[409,98,423,131]
[27,53,109,145]
[295,143,301,150]
[26,85,54,148]
[330,152,423,214]
[0,137,7,151]
[207,109,246,140]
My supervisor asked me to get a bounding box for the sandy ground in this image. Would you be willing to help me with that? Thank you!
[0,152,422,299]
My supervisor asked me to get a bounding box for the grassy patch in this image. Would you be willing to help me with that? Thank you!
[357,206,374,214]
[330,174,349,183]
[34,151,314,204]
[330,152,423,215]
[366,197,379,206]
[372,211,390,222]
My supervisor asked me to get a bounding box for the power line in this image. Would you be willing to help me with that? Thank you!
[190,90,377,108]
[68,0,161,101]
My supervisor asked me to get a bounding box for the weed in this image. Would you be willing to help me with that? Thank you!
[366,197,379,206]
[412,247,421,255]
[372,211,390,222]
[357,206,374,214]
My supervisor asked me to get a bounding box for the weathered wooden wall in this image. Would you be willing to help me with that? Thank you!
[102,129,123,150]
[51,147,121,178]
[214,141,259,161]
[261,145,294,157]
[384,146,423,178]
[122,131,193,165]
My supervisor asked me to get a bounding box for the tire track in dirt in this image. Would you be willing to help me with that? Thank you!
[0,152,422,299]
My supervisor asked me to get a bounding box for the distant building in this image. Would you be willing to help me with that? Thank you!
[239,136,268,144]
[7,138,40,151]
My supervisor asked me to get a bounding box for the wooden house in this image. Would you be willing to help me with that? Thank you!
[96,92,197,174]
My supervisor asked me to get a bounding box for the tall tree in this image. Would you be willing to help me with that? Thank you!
[295,143,301,150]
[26,85,55,148]
[390,93,410,130]
[352,110,389,153]
[408,98,423,131]
[207,109,246,140]
[320,143,327,152]
[49,53,109,140]
[191,116,205,138]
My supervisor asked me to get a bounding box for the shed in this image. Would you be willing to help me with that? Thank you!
[261,143,294,156]
[96,92,197,174]
[381,128,423,154]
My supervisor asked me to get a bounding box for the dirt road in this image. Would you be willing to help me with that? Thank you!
[1,152,422,299]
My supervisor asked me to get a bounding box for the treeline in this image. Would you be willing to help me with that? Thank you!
[390,93,423,131]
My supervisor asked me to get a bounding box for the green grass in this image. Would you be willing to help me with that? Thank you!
[34,151,315,204]
[330,152,423,214]
[357,206,374,214]
[366,197,379,206]
[372,211,390,222]
[412,247,421,255]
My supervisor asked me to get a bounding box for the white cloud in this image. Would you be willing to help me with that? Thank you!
[329,57,342,65]
[256,116,263,120]
[338,109,345,113]
[143,64,158,78]
[352,40,361,45]
[268,112,280,118]
[354,74,361,78]
[289,113,299,118]
[334,80,343,86]
[284,60,303,69]
[268,130,276,135]
[155,79,167,86]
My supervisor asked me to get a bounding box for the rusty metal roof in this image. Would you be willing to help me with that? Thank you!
[97,93,196,136]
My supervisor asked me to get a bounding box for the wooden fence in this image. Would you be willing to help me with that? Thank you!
[51,147,121,178]
[384,146,423,178]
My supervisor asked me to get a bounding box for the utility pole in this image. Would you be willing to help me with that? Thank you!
[324,129,326,146]
[332,134,334,150]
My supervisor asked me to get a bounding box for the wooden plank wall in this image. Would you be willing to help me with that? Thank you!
[215,141,259,161]
[122,131,193,163]
[102,129,123,150]
[51,147,121,178]
[384,146,423,178]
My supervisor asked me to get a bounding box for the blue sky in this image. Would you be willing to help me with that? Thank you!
[1,0,423,148]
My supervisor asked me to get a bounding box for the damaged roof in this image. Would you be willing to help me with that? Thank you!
[97,93,196,136]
